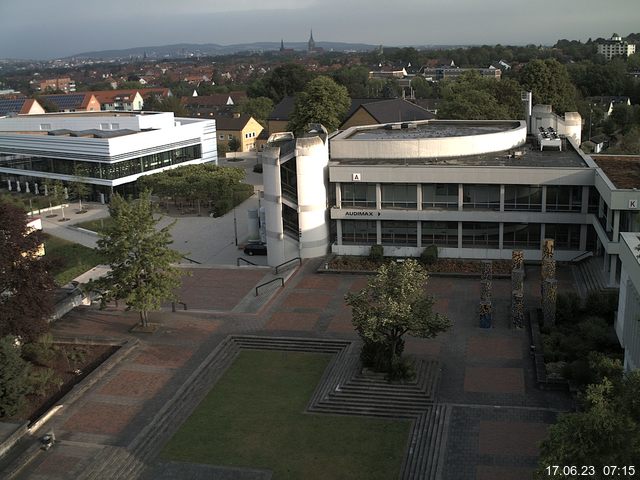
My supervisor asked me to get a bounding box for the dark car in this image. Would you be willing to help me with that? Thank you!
[244,242,267,256]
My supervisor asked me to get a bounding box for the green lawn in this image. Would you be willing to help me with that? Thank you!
[43,234,105,285]
[162,350,411,480]
[75,217,114,234]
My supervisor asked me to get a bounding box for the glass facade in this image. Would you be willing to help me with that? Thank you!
[422,184,458,209]
[342,220,377,245]
[421,221,458,247]
[544,224,581,250]
[503,223,541,249]
[381,183,417,209]
[280,158,297,201]
[282,204,299,239]
[381,220,417,245]
[0,145,201,181]
[546,185,582,212]
[341,183,376,208]
[461,222,500,247]
[463,185,500,210]
[504,185,542,211]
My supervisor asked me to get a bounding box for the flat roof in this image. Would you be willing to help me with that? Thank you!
[592,155,640,189]
[344,120,520,140]
[331,139,589,168]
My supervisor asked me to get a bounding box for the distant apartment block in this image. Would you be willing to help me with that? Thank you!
[597,34,636,60]
[37,77,76,93]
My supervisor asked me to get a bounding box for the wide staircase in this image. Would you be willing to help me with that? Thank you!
[572,256,610,299]
[75,336,450,480]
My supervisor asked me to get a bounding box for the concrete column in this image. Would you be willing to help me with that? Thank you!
[417,221,422,248]
[416,184,422,211]
[34,183,39,195]
[336,219,343,246]
[499,223,504,250]
[499,185,505,212]
[613,210,621,241]
[606,204,612,231]
[457,221,463,249]
[376,220,382,245]
[540,224,546,251]
[609,254,618,287]
[335,182,341,208]
[541,185,547,213]
[598,196,604,219]
[458,184,464,211]
[581,186,589,214]
[16,181,21,192]
[25,182,30,193]
[579,224,587,251]
[6,179,11,191]
[616,267,628,342]
[376,183,382,210]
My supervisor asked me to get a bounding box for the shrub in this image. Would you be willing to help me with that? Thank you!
[28,367,63,397]
[22,333,58,367]
[369,244,384,261]
[584,290,619,324]
[420,245,438,265]
[556,292,582,326]
[0,336,32,417]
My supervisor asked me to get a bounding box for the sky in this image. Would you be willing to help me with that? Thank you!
[0,0,638,59]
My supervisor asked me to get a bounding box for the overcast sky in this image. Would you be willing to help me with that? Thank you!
[0,0,638,59]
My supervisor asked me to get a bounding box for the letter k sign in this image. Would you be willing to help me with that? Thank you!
[630,199,638,209]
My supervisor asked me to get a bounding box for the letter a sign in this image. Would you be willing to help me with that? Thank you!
[352,173,361,181]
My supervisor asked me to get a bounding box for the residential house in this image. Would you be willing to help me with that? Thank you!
[39,93,101,112]
[340,98,436,130]
[0,98,45,116]
[216,114,263,152]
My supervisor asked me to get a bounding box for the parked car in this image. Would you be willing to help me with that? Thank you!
[244,242,267,256]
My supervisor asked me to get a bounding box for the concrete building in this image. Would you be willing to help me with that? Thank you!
[615,233,640,371]
[597,34,636,60]
[36,77,76,93]
[0,111,216,201]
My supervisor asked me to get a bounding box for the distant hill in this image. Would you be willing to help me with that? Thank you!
[67,42,382,60]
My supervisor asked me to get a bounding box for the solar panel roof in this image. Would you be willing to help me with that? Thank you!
[41,94,86,110]
[0,98,26,116]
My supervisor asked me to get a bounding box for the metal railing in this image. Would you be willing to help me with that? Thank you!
[255,277,284,296]
[275,257,301,274]
[570,251,594,263]
[237,257,258,266]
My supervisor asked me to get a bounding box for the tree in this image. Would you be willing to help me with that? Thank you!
[518,59,578,113]
[332,65,370,98]
[438,72,523,120]
[0,336,32,417]
[537,367,640,476]
[70,165,90,212]
[248,63,314,103]
[345,259,451,379]
[89,191,184,328]
[228,136,241,152]
[237,96,274,127]
[0,202,54,341]
[287,76,350,134]
[44,179,66,219]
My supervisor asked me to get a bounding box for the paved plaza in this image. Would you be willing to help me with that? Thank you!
[1,258,576,480]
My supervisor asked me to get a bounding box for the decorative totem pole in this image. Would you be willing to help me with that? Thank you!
[479,260,493,328]
[511,250,525,328]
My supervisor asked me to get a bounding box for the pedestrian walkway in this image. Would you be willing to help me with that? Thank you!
[4,261,577,480]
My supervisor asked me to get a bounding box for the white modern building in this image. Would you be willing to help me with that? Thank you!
[615,233,640,371]
[0,111,216,200]
[597,34,636,60]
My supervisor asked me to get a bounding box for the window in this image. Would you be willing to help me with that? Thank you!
[381,184,417,209]
[219,135,224,139]
[100,123,109,130]
[544,224,580,250]
[463,185,500,210]
[228,134,233,140]
[422,221,458,247]
[342,220,377,244]
[546,186,582,212]
[504,185,542,211]
[341,183,376,208]
[40,124,51,131]
[503,223,541,249]
[381,221,417,246]
[422,184,458,209]
[461,222,499,248]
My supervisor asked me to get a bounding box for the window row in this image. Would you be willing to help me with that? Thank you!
[341,220,581,250]
[340,183,587,212]
[0,145,202,181]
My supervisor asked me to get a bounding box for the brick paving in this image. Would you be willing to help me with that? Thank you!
[5,261,579,480]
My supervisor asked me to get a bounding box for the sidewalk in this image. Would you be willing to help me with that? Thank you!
[39,202,109,249]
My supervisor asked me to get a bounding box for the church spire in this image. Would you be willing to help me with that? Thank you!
[280,38,285,51]
[308,29,316,53]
